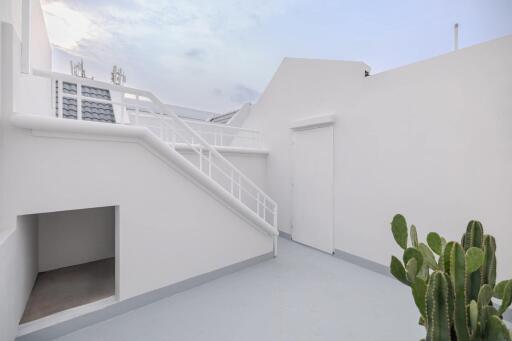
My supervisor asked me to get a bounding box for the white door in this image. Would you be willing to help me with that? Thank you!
[291,126,334,253]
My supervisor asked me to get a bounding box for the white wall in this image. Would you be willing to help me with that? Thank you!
[17,73,52,116]
[38,207,115,272]
[17,0,52,116]
[337,35,512,280]
[2,125,273,301]
[245,35,512,279]
[0,24,4,234]
[0,0,22,37]
[228,103,252,127]
[28,0,51,72]
[0,23,20,240]
[1,0,50,71]
[243,57,368,235]
[0,215,38,341]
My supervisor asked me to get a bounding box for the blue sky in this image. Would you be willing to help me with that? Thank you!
[42,0,512,113]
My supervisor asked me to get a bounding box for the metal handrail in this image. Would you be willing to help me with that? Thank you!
[182,119,259,133]
[132,113,264,149]
[121,98,263,149]
[32,69,277,228]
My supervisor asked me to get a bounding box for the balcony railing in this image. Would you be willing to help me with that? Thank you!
[183,119,263,150]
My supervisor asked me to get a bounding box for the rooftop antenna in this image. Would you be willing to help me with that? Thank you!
[454,23,459,51]
[111,65,127,86]
[70,59,94,79]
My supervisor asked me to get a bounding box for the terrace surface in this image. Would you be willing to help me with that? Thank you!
[55,238,424,340]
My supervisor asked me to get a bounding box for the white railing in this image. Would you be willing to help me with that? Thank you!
[183,119,263,149]
[33,69,277,230]
[120,100,264,149]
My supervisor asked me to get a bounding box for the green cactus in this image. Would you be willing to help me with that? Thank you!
[389,214,511,341]
[482,235,497,288]
[426,271,451,341]
[463,221,484,303]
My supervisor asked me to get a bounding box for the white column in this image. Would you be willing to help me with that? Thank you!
[21,0,31,74]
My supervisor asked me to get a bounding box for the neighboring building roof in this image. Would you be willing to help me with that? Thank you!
[209,109,238,124]
[166,104,216,121]
[56,81,116,123]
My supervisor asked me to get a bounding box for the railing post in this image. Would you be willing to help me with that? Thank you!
[208,150,212,177]
[220,129,223,146]
[238,173,242,201]
[199,147,203,172]
[263,197,266,222]
[76,83,82,120]
[119,92,125,124]
[135,95,140,125]
[257,192,260,217]
[230,169,234,195]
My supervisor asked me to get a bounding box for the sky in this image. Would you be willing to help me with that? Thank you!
[41,0,512,114]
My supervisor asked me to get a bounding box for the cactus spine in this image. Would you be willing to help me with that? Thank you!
[389,214,511,341]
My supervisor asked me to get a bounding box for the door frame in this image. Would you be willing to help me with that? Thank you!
[289,114,336,253]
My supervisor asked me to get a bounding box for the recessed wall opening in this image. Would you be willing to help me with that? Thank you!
[18,206,117,324]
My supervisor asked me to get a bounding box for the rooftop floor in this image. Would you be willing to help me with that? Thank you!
[55,238,424,340]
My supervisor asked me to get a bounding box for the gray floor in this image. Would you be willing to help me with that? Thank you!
[55,239,424,341]
[21,258,115,324]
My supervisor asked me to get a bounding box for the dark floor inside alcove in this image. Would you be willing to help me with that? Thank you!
[20,258,115,324]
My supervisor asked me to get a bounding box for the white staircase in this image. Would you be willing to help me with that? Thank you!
[32,69,278,239]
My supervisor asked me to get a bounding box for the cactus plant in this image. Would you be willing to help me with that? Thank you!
[389,214,512,341]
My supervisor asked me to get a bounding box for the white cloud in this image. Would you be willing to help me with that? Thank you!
[42,1,103,50]
[42,0,296,111]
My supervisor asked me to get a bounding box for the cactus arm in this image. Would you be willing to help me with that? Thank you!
[469,300,479,335]
[419,243,439,270]
[482,235,497,287]
[404,247,424,270]
[498,281,512,315]
[450,243,471,341]
[478,284,493,307]
[426,272,451,341]
[464,221,484,250]
[412,278,427,318]
[480,306,500,335]
[406,258,418,282]
[392,214,408,249]
[410,225,419,248]
[464,222,484,302]
[443,242,456,274]
[466,247,484,274]
[427,232,443,255]
[486,315,512,341]
[390,256,410,286]
[494,280,511,299]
